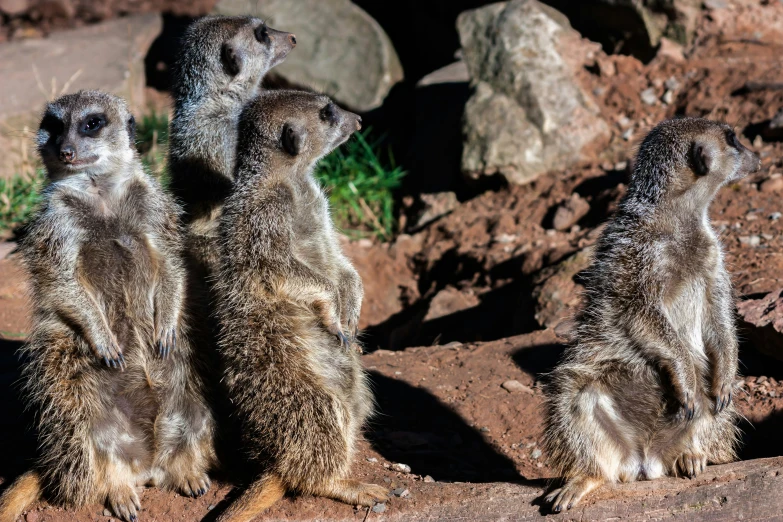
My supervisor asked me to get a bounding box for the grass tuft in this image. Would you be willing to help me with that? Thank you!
[0,170,44,234]
[136,111,170,187]
[315,129,405,241]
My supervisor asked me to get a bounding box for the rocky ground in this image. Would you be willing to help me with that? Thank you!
[4,0,783,520]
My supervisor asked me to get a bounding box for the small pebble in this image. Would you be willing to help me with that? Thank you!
[25,512,40,522]
[392,487,411,498]
[758,376,769,384]
[423,475,435,483]
[501,379,533,394]
[662,89,675,105]
[640,88,658,106]
[739,235,761,247]
[531,448,543,459]
[770,212,781,221]
[480,426,490,433]
[103,509,112,517]
[366,457,378,463]
[383,477,391,483]
[392,462,411,473]
[208,504,216,510]
[614,161,627,171]
[372,503,387,513]
[622,128,634,141]
[664,76,680,90]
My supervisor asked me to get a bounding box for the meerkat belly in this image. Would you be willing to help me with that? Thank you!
[665,278,709,367]
[78,227,157,349]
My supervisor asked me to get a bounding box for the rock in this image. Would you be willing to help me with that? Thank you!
[622,128,634,141]
[0,0,28,16]
[662,89,675,105]
[530,448,542,459]
[372,503,387,513]
[770,212,782,221]
[501,380,534,394]
[657,37,686,62]
[738,289,783,361]
[24,511,39,522]
[552,193,590,231]
[392,487,410,497]
[214,0,402,112]
[417,60,470,87]
[0,14,161,178]
[458,0,609,185]
[739,235,761,247]
[410,192,459,232]
[423,286,480,322]
[640,87,658,106]
[102,508,112,517]
[532,247,593,329]
[760,176,783,193]
[704,0,728,9]
[423,475,435,483]
[392,462,412,473]
[367,457,378,463]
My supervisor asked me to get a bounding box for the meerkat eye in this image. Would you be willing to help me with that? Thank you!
[320,103,338,125]
[81,114,106,135]
[40,114,64,137]
[725,130,742,150]
[255,23,270,44]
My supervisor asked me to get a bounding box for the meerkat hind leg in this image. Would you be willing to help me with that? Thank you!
[100,458,142,522]
[545,475,604,512]
[312,478,389,507]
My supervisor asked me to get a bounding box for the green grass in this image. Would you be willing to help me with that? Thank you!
[0,170,44,234]
[136,111,170,188]
[315,129,405,240]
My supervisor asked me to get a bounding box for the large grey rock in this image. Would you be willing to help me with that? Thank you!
[0,14,162,178]
[214,0,402,112]
[457,0,610,185]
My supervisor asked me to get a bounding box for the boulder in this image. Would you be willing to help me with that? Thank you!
[457,0,610,185]
[532,246,593,329]
[214,0,403,112]
[737,289,783,361]
[0,14,162,178]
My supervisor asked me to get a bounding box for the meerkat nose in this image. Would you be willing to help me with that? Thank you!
[60,145,76,163]
[355,116,362,131]
[288,34,297,46]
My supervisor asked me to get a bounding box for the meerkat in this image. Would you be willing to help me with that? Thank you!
[0,91,216,522]
[212,90,386,522]
[542,117,759,512]
[168,15,296,272]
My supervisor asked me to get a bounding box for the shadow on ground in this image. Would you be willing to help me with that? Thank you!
[367,371,526,484]
[0,339,36,490]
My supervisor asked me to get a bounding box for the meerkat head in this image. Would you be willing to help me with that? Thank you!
[236,90,362,175]
[37,90,137,181]
[173,16,296,104]
[627,117,760,211]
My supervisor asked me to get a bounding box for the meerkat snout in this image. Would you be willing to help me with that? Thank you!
[59,144,76,163]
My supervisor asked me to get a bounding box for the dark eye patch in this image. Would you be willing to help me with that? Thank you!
[725,130,742,149]
[80,113,106,136]
[320,103,337,124]
[255,23,270,44]
[40,113,64,137]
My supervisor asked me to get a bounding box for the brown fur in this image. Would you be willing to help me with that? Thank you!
[213,90,387,522]
[0,91,216,522]
[543,118,760,512]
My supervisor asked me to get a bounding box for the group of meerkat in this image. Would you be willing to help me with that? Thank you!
[0,11,765,522]
[0,14,384,522]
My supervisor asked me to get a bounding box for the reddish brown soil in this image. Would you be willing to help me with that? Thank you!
[4,0,783,520]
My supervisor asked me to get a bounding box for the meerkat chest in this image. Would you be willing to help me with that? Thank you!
[290,177,338,273]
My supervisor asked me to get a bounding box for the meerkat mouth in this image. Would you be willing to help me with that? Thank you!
[64,155,100,168]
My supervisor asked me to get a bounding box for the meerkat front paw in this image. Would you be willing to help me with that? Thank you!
[676,452,706,478]
[675,389,697,422]
[712,381,733,414]
[90,331,125,370]
[155,326,177,359]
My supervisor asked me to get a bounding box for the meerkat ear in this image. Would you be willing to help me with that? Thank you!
[221,42,243,76]
[126,115,136,146]
[691,141,713,176]
[282,123,304,156]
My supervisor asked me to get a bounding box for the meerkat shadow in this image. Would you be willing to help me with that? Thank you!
[0,338,37,492]
[367,371,529,484]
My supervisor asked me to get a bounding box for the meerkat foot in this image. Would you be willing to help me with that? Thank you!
[176,472,211,498]
[545,476,603,513]
[676,453,706,478]
[156,328,177,359]
[107,485,141,522]
[315,479,389,507]
[713,383,733,414]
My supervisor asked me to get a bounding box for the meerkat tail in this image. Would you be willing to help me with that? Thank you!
[217,472,286,522]
[0,471,42,522]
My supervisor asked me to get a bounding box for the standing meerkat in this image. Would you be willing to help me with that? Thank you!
[168,15,296,272]
[542,118,759,512]
[0,91,216,522]
[213,90,386,522]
